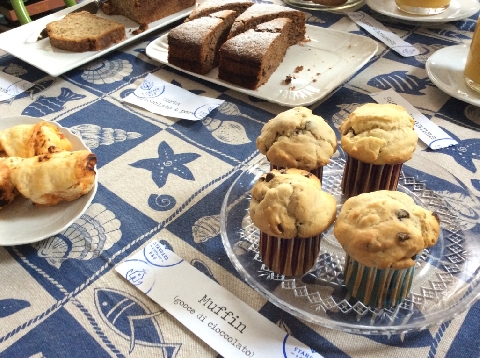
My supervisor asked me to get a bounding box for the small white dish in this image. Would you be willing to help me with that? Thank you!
[0,0,194,77]
[0,116,98,246]
[365,0,480,22]
[426,44,480,107]
[146,25,378,107]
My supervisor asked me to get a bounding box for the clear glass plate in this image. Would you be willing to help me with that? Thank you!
[220,154,480,335]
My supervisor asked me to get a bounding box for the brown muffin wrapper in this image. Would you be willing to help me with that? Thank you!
[259,231,322,277]
[270,164,324,183]
[341,156,402,199]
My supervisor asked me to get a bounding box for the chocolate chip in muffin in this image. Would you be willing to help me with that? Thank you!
[397,232,410,242]
[432,212,440,223]
[265,172,275,182]
[277,223,284,233]
[397,209,410,220]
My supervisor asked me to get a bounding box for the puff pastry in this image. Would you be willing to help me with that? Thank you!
[1,150,97,207]
[0,121,72,158]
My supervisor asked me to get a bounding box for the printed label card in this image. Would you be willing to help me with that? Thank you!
[116,240,324,358]
[124,73,224,121]
[347,11,420,57]
[0,72,33,102]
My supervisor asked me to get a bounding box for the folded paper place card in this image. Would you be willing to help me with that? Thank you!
[116,240,324,358]
[0,72,33,102]
[370,89,457,150]
[347,11,420,58]
[124,73,224,121]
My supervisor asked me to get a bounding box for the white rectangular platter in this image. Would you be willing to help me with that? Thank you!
[0,0,194,77]
[146,25,378,107]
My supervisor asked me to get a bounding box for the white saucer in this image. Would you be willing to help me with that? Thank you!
[426,44,480,107]
[365,0,480,22]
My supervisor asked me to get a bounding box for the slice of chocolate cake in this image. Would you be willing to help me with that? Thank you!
[218,18,293,90]
[185,0,253,21]
[227,4,305,45]
[167,10,237,75]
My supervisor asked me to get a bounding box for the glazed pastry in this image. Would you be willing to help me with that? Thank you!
[249,168,337,276]
[0,157,20,209]
[256,107,337,181]
[339,103,418,199]
[3,150,97,206]
[0,121,72,157]
[334,190,440,308]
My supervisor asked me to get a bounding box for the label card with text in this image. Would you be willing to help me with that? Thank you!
[124,73,224,121]
[370,89,457,149]
[0,72,33,102]
[347,12,420,57]
[116,240,324,358]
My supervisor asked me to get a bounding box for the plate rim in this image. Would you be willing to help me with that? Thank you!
[0,115,98,246]
[220,154,480,335]
[365,0,480,23]
[0,0,194,77]
[426,43,480,107]
[145,24,379,107]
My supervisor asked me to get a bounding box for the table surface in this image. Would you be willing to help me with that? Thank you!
[1,1,480,357]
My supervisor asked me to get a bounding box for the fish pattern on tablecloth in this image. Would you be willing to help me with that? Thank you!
[1,2,480,358]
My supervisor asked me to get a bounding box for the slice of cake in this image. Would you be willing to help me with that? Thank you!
[218,18,293,90]
[186,0,254,21]
[168,10,237,75]
[101,0,195,24]
[46,11,126,52]
[227,4,305,45]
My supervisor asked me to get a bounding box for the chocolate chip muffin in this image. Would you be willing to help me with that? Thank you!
[339,103,418,198]
[334,190,440,308]
[256,107,337,182]
[249,168,337,276]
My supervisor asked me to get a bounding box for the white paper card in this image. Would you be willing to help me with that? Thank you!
[124,73,224,121]
[370,89,457,149]
[347,11,420,57]
[116,240,324,358]
[0,72,33,102]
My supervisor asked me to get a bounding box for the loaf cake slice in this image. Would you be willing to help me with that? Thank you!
[46,11,126,52]
[186,0,253,21]
[227,4,305,45]
[101,0,195,24]
[168,10,237,75]
[218,18,293,90]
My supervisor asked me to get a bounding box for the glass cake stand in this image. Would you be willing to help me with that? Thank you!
[220,154,480,335]
[283,0,364,11]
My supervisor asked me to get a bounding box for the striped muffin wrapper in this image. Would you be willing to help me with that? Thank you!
[270,164,324,183]
[259,231,322,277]
[344,254,415,308]
[341,156,402,199]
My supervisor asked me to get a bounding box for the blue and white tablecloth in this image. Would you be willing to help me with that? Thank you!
[0,1,479,357]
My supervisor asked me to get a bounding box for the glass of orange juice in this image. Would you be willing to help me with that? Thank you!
[464,19,480,94]
[395,0,450,15]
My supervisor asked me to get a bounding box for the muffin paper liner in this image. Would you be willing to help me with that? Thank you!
[344,254,414,308]
[341,156,402,199]
[259,231,322,277]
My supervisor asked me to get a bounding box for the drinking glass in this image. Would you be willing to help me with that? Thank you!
[464,18,480,94]
[395,0,450,15]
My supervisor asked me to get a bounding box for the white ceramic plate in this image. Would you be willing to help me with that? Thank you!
[0,116,98,246]
[426,44,480,107]
[145,25,378,107]
[0,0,194,77]
[365,0,480,22]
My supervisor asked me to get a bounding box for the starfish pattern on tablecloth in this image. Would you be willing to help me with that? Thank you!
[130,141,200,188]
